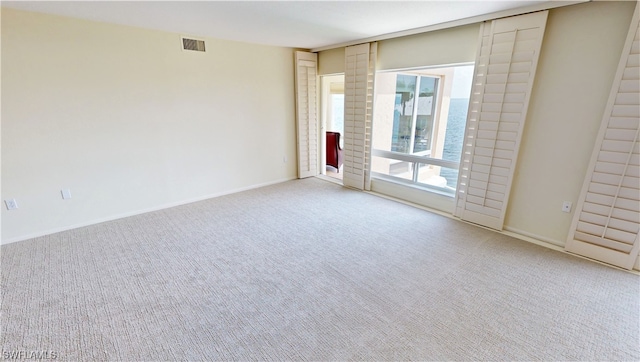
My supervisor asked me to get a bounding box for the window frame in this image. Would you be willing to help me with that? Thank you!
[391,73,442,156]
[371,63,474,196]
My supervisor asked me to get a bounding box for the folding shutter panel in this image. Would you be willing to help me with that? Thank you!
[294,51,319,178]
[343,43,377,190]
[454,11,548,230]
[565,7,640,270]
[364,43,377,191]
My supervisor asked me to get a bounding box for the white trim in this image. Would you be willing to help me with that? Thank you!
[1,177,295,245]
[367,188,639,274]
[377,62,475,74]
[502,227,640,274]
[365,187,455,219]
[310,1,587,52]
[369,178,455,213]
[503,226,564,248]
[371,173,456,198]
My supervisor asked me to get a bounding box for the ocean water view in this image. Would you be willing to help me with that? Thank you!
[440,98,469,187]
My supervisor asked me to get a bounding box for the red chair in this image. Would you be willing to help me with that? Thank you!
[326,131,344,172]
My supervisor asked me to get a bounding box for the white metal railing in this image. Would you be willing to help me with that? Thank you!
[372,149,459,168]
[371,149,460,187]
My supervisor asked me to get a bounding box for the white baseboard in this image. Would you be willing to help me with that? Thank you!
[502,226,639,274]
[1,177,295,245]
[502,226,565,249]
[364,190,640,273]
[5,178,639,274]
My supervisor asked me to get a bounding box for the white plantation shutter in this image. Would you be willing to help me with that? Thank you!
[294,51,319,179]
[454,11,548,230]
[343,43,377,190]
[565,7,640,270]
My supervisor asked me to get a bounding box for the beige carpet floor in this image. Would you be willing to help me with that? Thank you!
[1,177,638,361]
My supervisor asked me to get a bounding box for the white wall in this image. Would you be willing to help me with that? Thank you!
[320,1,637,247]
[318,47,345,76]
[377,24,479,71]
[1,8,298,242]
[504,1,636,245]
[317,24,479,75]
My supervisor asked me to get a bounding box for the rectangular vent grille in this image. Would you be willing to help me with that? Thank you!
[182,38,206,52]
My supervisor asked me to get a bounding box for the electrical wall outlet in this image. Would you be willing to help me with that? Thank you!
[5,199,18,210]
[562,201,572,213]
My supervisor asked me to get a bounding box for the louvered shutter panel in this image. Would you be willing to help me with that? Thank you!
[454,11,548,230]
[565,7,640,270]
[343,43,377,190]
[295,51,319,178]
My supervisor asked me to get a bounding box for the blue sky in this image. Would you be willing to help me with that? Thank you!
[452,65,474,99]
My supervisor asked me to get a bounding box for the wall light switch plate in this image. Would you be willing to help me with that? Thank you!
[562,201,572,213]
[5,199,18,210]
[61,188,72,200]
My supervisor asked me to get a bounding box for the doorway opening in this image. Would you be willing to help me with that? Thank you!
[321,74,345,180]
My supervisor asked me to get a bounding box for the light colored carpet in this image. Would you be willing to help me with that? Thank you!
[1,177,638,361]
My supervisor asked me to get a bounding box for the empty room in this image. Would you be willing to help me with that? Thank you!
[1,1,639,360]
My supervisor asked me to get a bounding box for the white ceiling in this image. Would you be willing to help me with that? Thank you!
[2,1,577,49]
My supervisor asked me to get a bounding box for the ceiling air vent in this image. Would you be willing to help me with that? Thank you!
[182,37,206,52]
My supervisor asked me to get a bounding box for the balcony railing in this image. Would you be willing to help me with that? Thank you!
[371,149,460,194]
